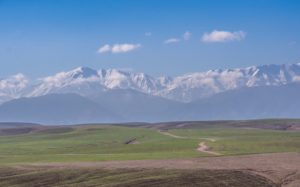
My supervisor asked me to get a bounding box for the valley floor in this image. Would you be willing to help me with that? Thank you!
[0,120,299,186]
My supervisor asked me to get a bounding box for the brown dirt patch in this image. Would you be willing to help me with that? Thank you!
[28,152,300,187]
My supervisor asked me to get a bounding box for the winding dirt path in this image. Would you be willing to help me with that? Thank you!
[157,130,216,142]
[157,130,187,139]
[197,142,221,156]
[157,130,221,155]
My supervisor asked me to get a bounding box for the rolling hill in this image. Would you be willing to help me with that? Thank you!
[0,83,300,123]
[0,94,120,124]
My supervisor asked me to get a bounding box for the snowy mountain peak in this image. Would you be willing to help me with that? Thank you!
[70,67,99,79]
[41,67,100,84]
[97,68,160,93]
[1,63,300,104]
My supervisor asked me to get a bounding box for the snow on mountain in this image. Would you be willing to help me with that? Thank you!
[28,67,104,97]
[1,63,300,104]
[27,67,163,98]
[98,69,162,93]
[160,63,300,101]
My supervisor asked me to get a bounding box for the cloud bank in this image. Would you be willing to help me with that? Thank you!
[98,44,111,53]
[98,43,141,54]
[202,30,245,43]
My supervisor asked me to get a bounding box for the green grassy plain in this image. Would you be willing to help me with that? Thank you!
[0,125,202,164]
[170,128,300,155]
[0,124,299,165]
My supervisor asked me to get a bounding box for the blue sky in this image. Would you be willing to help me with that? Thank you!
[0,0,300,78]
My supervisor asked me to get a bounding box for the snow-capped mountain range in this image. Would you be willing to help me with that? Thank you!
[1,63,300,104]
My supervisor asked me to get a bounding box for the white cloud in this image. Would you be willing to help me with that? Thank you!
[202,30,246,43]
[98,44,111,53]
[164,38,180,44]
[145,32,152,37]
[111,44,141,53]
[164,31,191,44]
[97,43,141,54]
[183,31,191,40]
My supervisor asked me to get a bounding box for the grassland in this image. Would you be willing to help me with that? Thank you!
[169,128,300,155]
[0,125,203,164]
[0,122,299,164]
[0,121,299,186]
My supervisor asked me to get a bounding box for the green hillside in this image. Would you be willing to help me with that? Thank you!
[0,123,299,164]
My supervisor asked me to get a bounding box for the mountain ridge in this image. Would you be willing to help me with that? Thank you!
[1,83,300,124]
[1,63,300,104]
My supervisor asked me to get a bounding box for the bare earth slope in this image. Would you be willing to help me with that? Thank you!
[30,152,300,187]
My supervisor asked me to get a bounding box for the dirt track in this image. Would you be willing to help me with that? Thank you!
[157,130,187,139]
[158,130,220,155]
[29,152,300,187]
[197,142,221,155]
[157,130,216,142]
